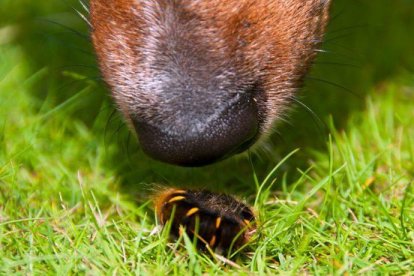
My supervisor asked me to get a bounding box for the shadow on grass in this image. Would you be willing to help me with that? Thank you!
[5,0,414,198]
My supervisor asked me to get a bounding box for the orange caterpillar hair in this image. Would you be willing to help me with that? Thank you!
[153,188,256,253]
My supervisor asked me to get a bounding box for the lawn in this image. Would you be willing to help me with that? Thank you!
[1,0,413,274]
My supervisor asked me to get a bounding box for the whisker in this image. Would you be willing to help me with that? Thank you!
[104,108,121,149]
[55,64,99,71]
[327,24,369,35]
[125,131,139,166]
[305,76,361,99]
[315,47,360,62]
[79,0,90,14]
[324,33,359,44]
[328,6,347,23]
[115,121,128,144]
[38,18,90,41]
[313,61,360,69]
[290,96,328,138]
[72,7,92,28]
[38,32,95,57]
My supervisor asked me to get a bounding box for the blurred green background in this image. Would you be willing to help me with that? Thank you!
[1,0,414,196]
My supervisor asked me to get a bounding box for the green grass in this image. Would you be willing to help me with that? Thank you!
[1,0,414,274]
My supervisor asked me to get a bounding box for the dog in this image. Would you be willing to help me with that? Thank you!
[89,0,331,252]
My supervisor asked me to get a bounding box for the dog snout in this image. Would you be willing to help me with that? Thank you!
[133,93,259,167]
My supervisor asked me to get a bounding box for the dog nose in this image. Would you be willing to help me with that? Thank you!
[133,94,259,166]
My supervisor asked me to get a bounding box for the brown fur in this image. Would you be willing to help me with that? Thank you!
[90,0,331,162]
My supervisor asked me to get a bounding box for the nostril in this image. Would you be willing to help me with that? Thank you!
[133,93,260,166]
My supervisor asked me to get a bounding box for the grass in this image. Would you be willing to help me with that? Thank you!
[1,0,414,274]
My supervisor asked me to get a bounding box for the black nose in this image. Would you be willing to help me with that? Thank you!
[133,94,259,166]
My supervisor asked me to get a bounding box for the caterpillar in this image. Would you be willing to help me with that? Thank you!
[154,188,256,253]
